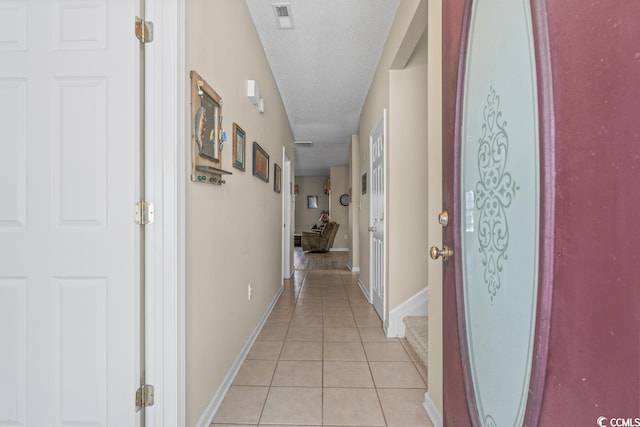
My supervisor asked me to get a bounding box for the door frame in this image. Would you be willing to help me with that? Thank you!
[144,0,185,425]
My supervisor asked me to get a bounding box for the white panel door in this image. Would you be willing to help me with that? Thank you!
[0,1,140,426]
[370,111,386,320]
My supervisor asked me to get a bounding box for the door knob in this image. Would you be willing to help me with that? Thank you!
[430,246,453,261]
[368,226,377,232]
[438,210,449,227]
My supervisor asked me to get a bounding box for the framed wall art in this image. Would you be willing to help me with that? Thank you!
[274,163,282,193]
[252,141,269,182]
[307,195,318,209]
[190,70,231,185]
[232,123,246,171]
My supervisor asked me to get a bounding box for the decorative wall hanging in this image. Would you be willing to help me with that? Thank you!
[307,195,318,209]
[232,123,246,171]
[190,70,231,185]
[252,141,269,182]
[361,172,367,194]
[274,163,282,193]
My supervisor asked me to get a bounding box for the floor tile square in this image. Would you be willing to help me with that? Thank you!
[363,342,412,361]
[246,340,283,360]
[271,360,322,387]
[323,341,366,361]
[291,314,324,327]
[280,341,323,360]
[358,326,397,342]
[323,315,356,328]
[260,387,322,425]
[369,361,427,388]
[378,388,432,426]
[232,359,277,386]
[211,386,268,425]
[324,327,360,342]
[323,388,385,426]
[323,361,374,388]
[257,326,288,342]
[286,326,323,342]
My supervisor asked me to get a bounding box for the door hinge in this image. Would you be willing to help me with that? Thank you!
[135,384,155,410]
[135,201,154,225]
[135,17,154,43]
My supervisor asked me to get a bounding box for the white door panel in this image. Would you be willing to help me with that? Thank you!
[0,1,140,425]
[370,111,386,320]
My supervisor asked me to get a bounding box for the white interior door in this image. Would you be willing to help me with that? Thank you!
[0,1,140,425]
[282,149,292,279]
[370,110,386,320]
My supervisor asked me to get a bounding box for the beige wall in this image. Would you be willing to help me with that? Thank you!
[185,1,294,425]
[330,165,350,250]
[294,176,329,233]
[358,0,423,298]
[356,0,443,413]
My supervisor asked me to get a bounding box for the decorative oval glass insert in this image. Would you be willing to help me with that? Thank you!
[460,1,540,426]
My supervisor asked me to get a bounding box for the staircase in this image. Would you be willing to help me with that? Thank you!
[403,316,428,367]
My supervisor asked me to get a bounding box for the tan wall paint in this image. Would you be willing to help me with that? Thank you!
[388,31,428,310]
[358,0,422,302]
[185,1,294,425]
[330,165,350,250]
[294,176,329,233]
[357,0,443,414]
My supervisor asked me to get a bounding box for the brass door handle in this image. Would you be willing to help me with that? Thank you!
[430,246,453,261]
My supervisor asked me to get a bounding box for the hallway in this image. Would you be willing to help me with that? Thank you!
[211,254,432,426]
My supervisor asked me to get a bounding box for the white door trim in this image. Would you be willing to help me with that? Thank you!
[144,0,185,426]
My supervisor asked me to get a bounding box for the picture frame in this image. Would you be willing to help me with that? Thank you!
[362,172,367,194]
[190,70,232,185]
[274,163,282,193]
[307,195,318,209]
[252,141,269,182]
[191,70,222,164]
[232,123,245,171]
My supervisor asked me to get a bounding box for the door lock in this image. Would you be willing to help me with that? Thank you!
[430,246,453,261]
[438,210,449,227]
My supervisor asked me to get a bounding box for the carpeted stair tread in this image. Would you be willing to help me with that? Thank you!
[404,316,428,367]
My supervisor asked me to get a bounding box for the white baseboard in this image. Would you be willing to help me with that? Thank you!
[194,286,284,427]
[347,264,360,272]
[386,287,428,338]
[329,247,349,252]
[423,391,443,427]
[358,279,371,303]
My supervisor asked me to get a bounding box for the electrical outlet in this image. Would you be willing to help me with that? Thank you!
[248,283,253,301]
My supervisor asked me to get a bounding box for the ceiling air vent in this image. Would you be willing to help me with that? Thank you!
[294,140,313,147]
[272,3,294,29]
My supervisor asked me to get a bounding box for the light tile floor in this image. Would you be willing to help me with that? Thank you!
[211,268,433,427]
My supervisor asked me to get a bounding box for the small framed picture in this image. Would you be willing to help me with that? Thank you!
[307,195,318,209]
[252,141,269,182]
[274,163,281,193]
[232,123,245,171]
[362,172,367,194]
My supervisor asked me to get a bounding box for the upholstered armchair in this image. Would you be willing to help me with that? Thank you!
[301,221,339,252]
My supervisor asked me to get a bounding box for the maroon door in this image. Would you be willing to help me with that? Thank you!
[442,1,640,426]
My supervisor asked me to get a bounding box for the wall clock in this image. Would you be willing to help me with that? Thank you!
[339,193,350,206]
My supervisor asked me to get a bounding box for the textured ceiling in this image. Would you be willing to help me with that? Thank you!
[245,0,399,176]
